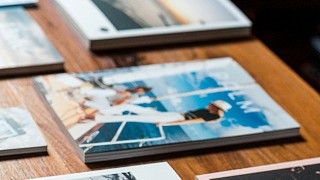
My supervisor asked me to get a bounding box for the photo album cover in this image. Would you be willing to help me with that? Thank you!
[0,0,37,7]
[0,107,47,156]
[196,157,320,180]
[33,57,300,162]
[33,162,181,180]
[52,0,251,49]
[0,7,64,77]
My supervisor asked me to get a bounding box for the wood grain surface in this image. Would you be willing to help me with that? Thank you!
[0,0,319,179]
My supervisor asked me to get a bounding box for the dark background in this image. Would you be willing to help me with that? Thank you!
[232,0,320,92]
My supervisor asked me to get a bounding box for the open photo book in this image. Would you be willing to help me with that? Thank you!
[33,57,300,162]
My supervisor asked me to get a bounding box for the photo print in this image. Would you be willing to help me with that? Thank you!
[92,0,237,30]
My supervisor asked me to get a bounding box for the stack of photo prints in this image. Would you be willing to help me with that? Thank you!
[0,107,47,156]
[33,57,300,163]
[0,3,64,77]
[0,0,52,158]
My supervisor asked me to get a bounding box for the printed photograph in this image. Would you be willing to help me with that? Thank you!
[76,172,136,180]
[91,0,237,30]
[34,61,298,155]
[0,8,62,69]
[211,164,320,180]
[0,108,46,151]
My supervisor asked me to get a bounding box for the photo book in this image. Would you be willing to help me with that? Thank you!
[0,107,47,156]
[33,57,300,162]
[33,162,181,180]
[52,0,252,50]
[196,157,320,180]
[0,0,37,7]
[0,7,64,77]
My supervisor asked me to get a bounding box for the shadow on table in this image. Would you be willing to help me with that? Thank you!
[91,36,256,67]
[0,69,65,81]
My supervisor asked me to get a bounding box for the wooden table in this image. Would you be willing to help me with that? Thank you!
[1,1,320,179]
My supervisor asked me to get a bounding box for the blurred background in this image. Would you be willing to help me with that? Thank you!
[232,0,320,92]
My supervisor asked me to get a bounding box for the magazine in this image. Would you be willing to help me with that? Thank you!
[32,162,181,180]
[52,0,251,50]
[33,57,300,162]
[0,107,47,156]
[0,7,64,77]
[196,157,320,180]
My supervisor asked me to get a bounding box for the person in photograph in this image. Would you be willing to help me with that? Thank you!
[111,86,153,105]
[84,77,153,105]
[96,103,185,123]
[156,100,232,126]
[184,100,232,121]
[95,100,232,126]
[64,78,154,126]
